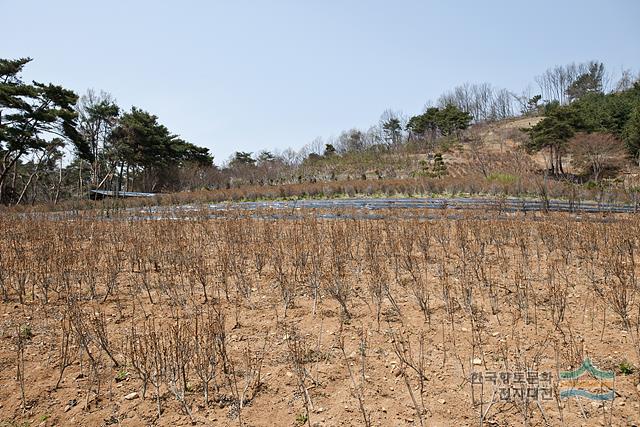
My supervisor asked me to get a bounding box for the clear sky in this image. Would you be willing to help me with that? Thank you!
[4,0,640,164]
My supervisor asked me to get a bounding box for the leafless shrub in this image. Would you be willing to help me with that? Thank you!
[547,261,568,330]
[568,132,628,181]
[602,239,636,329]
[273,239,296,316]
[1,209,639,425]
[226,336,268,426]
[55,311,74,389]
[324,223,353,320]
[163,315,194,421]
[193,305,224,406]
[339,326,371,427]
[286,326,314,427]
[389,327,429,426]
[88,306,120,367]
[15,325,27,411]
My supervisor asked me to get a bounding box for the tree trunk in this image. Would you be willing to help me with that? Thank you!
[0,151,23,204]
[117,162,124,193]
[558,149,565,175]
[54,158,63,205]
[79,161,83,198]
[15,156,44,205]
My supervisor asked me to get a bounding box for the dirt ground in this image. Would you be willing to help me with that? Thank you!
[0,209,639,426]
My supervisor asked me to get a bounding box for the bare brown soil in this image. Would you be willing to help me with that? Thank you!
[1,209,639,426]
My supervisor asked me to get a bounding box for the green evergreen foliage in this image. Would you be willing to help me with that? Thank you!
[230,151,256,167]
[323,144,336,156]
[525,82,640,173]
[109,107,212,169]
[382,117,402,145]
[566,61,605,101]
[407,105,472,139]
[0,58,91,201]
[432,153,447,176]
[525,103,577,153]
[414,153,447,178]
[624,105,640,161]
[525,95,542,115]
[257,150,276,164]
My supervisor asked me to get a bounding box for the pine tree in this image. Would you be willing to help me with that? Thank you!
[623,105,640,164]
[0,58,90,202]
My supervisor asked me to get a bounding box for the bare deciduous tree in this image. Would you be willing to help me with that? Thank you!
[568,133,627,181]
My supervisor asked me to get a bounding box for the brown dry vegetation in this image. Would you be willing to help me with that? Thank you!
[1,209,640,426]
[6,117,640,216]
[8,171,640,217]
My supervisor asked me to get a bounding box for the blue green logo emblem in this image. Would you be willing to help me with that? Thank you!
[559,358,615,401]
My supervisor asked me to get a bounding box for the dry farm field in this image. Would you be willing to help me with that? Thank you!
[0,208,639,426]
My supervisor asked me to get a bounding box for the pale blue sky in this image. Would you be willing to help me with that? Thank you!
[4,0,640,164]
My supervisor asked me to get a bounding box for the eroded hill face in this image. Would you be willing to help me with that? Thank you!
[298,116,546,182]
[301,115,639,194]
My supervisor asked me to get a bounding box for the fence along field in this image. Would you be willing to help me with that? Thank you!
[0,210,639,426]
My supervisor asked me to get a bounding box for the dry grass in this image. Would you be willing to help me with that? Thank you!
[0,209,639,426]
